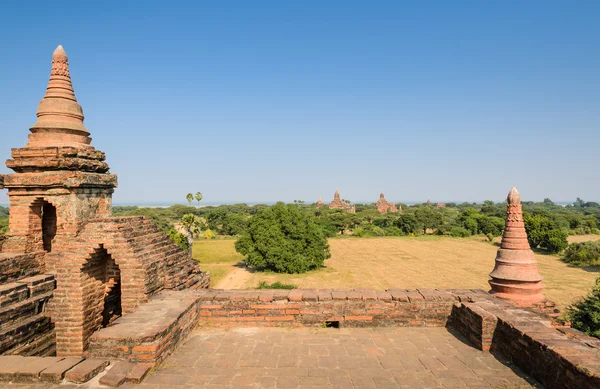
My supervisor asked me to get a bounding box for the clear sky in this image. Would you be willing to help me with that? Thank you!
[0,1,598,205]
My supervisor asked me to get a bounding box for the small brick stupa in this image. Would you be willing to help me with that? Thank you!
[489,187,545,306]
[376,192,399,214]
[316,196,323,208]
[0,46,209,357]
[328,189,355,213]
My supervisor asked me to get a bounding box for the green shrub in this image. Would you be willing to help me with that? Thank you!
[524,213,568,253]
[166,228,190,251]
[563,241,600,266]
[0,217,8,235]
[203,228,216,240]
[235,202,331,274]
[353,224,385,237]
[383,226,404,236]
[540,228,568,253]
[256,281,297,290]
[450,227,471,237]
[567,278,600,339]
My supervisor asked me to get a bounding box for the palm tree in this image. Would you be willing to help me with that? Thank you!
[186,193,194,205]
[181,214,202,248]
[194,192,203,208]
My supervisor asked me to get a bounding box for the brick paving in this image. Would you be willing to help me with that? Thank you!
[8,327,541,388]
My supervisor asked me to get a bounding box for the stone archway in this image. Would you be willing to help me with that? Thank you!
[80,245,122,351]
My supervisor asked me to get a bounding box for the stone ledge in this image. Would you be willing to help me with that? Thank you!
[3,171,118,188]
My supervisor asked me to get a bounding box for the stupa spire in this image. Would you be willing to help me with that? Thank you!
[28,45,91,147]
[489,187,545,306]
[334,189,340,199]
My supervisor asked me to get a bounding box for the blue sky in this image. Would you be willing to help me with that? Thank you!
[0,1,598,205]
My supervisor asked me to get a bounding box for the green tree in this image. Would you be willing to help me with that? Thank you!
[414,207,443,234]
[396,214,420,235]
[524,212,568,253]
[186,193,194,205]
[235,202,331,273]
[567,278,600,339]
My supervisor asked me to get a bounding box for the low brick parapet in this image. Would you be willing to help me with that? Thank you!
[197,288,457,327]
[450,297,600,389]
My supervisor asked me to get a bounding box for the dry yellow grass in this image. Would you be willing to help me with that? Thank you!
[568,234,600,243]
[193,236,600,310]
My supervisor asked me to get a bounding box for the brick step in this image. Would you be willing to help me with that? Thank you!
[5,328,55,356]
[145,245,186,264]
[0,252,43,284]
[88,290,203,365]
[0,314,52,355]
[65,358,110,383]
[131,238,177,257]
[99,360,150,387]
[127,230,165,243]
[0,282,29,307]
[123,222,159,236]
[0,291,53,329]
[0,355,109,384]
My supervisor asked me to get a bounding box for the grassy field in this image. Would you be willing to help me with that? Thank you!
[192,238,243,287]
[193,235,600,309]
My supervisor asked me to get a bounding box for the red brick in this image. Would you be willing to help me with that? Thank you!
[345,315,373,321]
[265,316,294,321]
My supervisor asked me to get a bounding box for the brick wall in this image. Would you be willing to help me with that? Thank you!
[197,288,456,327]
[0,274,56,356]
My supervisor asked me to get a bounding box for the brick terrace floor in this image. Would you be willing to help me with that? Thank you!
[10,327,542,389]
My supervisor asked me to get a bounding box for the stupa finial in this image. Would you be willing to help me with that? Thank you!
[28,45,91,147]
[507,187,521,205]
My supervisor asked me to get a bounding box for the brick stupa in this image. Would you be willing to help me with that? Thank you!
[489,187,545,306]
[0,46,209,357]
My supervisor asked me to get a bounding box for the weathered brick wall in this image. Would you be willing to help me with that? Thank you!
[0,252,45,284]
[449,302,497,350]
[197,288,456,327]
[0,274,56,356]
[2,186,114,253]
[48,215,208,356]
[449,297,600,389]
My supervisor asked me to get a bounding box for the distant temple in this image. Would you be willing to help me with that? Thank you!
[436,202,446,208]
[376,193,400,214]
[316,196,323,208]
[328,189,355,213]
